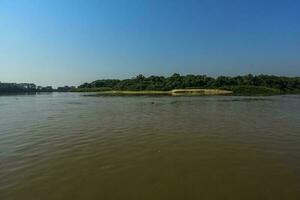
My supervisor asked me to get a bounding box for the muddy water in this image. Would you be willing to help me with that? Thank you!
[1,93,300,199]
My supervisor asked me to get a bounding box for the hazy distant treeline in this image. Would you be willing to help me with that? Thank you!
[78,74,300,94]
[0,83,45,93]
[0,83,75,93]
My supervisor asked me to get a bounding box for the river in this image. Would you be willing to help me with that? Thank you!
[1,93,300,199]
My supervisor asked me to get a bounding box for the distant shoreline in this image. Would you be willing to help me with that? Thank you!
[72,86,297,96]
[83,89,233,96]
[1,74,300,95]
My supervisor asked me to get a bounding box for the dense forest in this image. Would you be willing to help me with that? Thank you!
[77,74,300,95]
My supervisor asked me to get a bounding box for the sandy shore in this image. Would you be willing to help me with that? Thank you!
[93,89,233,96]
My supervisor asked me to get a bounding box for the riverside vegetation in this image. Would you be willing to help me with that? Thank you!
[1,74,300,95]
[74,74,300,95]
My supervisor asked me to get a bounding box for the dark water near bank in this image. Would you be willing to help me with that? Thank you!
[1,93,300,200]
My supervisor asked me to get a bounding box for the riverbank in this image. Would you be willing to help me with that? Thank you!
[76,86,300,96]
[83,89,233,96]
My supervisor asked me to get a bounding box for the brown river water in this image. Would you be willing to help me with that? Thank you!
[0,93,300,199]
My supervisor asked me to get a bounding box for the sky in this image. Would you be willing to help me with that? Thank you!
[0,0,300,87]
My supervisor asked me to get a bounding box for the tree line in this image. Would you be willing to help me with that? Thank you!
[1,74,300,95]
[77,74,300,94]
[0,83,75,93]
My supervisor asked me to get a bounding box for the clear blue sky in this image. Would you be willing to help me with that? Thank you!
[1,0,299,87]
